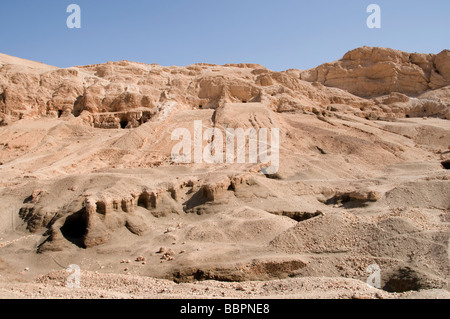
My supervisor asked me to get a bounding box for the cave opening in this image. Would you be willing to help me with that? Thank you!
[60,208,88,248]
[382,267,423,293]
[138,193,150,209]
[120,120,129,129]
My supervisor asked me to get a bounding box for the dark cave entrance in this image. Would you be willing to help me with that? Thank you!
[382,267,424,293]
[442,160,450,170]
[120,120,129,129]
[138,193,150,209]
[60,208,88,248]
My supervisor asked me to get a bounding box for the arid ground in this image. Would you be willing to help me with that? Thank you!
[0,47,449,299]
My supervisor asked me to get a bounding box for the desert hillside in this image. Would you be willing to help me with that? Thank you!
[0,47,449,299]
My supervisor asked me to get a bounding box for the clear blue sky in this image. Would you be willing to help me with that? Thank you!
[0,0,449,71]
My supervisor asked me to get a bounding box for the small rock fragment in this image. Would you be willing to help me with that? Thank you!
[164,227,175,234]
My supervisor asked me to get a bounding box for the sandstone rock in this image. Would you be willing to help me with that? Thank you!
[300,47,450,97]
[125,215,149,236]
[201,176,232,202]
[0,49,385,124]
[2,47,449,124]
[1,47,449,298]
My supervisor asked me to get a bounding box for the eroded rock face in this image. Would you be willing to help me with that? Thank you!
[2,47,449,127]
[18,173,256,251]
[1,48,449,292]
[32,189,180,251]
[300,47,450,97]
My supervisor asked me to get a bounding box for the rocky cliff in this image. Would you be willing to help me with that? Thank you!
[0,48,449,295]
[1,46,449,128]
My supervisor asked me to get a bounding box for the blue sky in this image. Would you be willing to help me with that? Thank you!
[0,0,449,71]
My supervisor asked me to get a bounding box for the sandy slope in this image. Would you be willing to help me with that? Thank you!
[0,48,449,299]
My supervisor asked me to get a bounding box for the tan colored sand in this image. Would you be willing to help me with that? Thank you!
[0,48,449,299]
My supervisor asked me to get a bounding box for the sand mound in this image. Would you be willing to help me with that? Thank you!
[185,206,296,244]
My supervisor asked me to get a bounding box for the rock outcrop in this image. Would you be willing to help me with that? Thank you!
[2,47,449,126]
[0,48,449,295]
[300,47,450,97]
